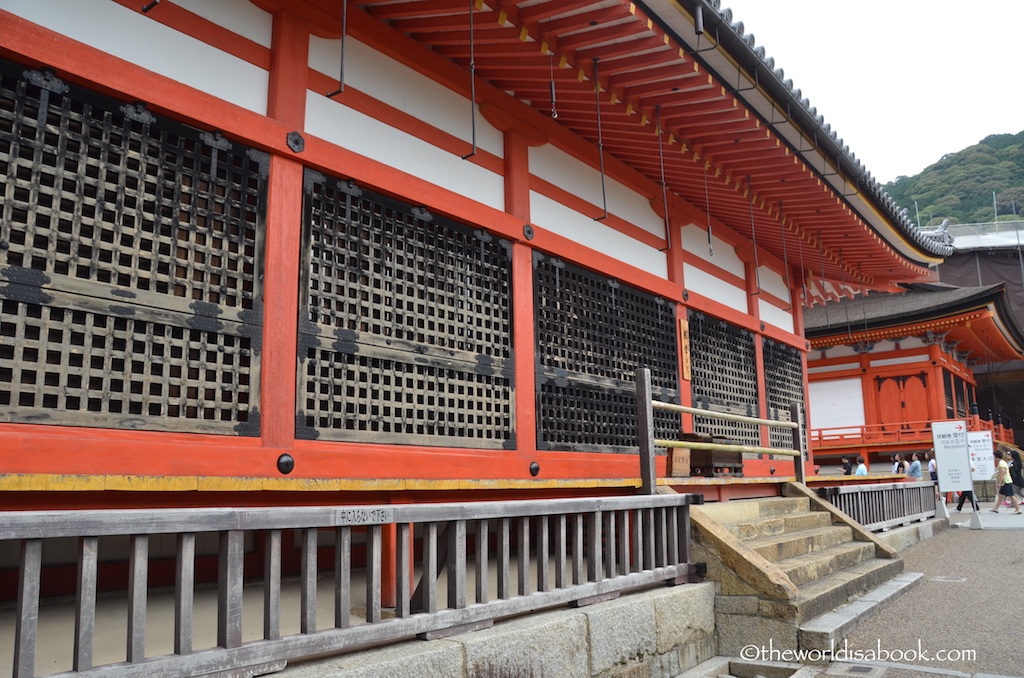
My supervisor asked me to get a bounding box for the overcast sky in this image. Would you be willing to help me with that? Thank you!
[717,0,1023,185]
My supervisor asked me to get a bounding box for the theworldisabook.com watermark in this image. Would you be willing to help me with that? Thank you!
[740,639,977,664]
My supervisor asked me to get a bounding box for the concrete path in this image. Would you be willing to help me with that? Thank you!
[835,496,1023,678]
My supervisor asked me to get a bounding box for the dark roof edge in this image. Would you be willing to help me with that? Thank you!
[637,0,953,260]
[804,284,1022,341]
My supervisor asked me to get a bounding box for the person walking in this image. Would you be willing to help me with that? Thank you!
[854,455,868,476]
[907,453,922,480]
[989,450,1021,514]
[1008,449,1024,502]
[956,461,980,512]
[840,457,853,476]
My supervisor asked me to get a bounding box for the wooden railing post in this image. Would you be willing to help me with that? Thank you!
[636,368,657,494]
[790,401,807,484]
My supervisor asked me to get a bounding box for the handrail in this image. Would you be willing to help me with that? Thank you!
[816,480,937,531]
[635,368,807,489]
[2,494,703,678]
[810,415,1014,448]
[652,401,799,429]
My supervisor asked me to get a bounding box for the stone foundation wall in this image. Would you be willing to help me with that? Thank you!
[279,583,716,678]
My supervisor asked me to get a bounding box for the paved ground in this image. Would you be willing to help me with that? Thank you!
[835,497,1024,678]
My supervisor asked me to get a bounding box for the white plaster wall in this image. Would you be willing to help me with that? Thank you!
[307,91,505,211]
[807,362,859,375]
[530,191,668,278]
[683,263,747,314]
[679,224,746,279]
[808,378,866,430]
[529,144,664,237]
[757,265,789,300]
[173,0,273,47]
[309,36,504,158]
[758,299,794,334]
[2,0,269,115]
[869,354,930,368]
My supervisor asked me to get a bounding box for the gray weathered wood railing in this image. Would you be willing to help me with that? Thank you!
[2,494,702,678]
[816,480,937,531]
[634,368,808,489]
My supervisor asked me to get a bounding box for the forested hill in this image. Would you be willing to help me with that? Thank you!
[884,130,1024,226]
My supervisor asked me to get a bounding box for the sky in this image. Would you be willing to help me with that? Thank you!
[717,0,1023,184]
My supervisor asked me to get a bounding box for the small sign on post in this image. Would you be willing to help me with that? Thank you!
[932,420,981,528]
[968,431,994,480]
[931,421,973,493]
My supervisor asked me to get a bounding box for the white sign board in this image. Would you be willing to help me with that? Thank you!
[968,431,995,480]
[931,420,973,492]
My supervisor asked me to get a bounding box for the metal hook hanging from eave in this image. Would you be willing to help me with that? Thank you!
[593,57,608,221]
[142,0,159,12]
[747,176,761,296]
[326,0,349,98]
[656,105,672,252]
[461,0,478,160]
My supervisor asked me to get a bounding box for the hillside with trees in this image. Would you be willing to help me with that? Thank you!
[884,130,1024,226]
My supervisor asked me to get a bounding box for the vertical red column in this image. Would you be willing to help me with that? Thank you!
[262,11,309,451]
[505,130,537,455]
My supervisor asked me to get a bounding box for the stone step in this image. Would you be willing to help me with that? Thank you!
[766,557,905,625]
[799,572,924,651]
[723,510,832,541]
[697,496,810,523]
[745,525,853,563]
[775,541,876,586]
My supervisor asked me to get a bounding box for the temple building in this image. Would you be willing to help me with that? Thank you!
[0,0,950,513]
[804,282,1023,471]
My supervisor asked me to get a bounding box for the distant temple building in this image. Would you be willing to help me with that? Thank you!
[804,283,1023,470]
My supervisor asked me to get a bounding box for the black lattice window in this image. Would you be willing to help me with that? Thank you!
[763,337,805,452]
[534,254,680,452]
[943,370,955,419]
[954,374,967,418]
[0,59,265,435]
[297,170,513,448]
[688,311,759,446]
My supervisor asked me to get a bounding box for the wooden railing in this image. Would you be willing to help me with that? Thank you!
[816,480,937,531]
[1,494,703,678]
[634,368,808,486]
[810,415,1014,449]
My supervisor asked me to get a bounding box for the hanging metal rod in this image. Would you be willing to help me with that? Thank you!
[593,58,608,221]
[656,105,672,252]
[747,176,761,295]
[326,0,349,98]
[461,0,478,160]
[142,0,159,11]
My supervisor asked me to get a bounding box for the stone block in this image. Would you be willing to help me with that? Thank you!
[676,635,718,674]
[649,582,715,654]
[717,613,798,656]
[584,595,656,674]
[460,608,589,678]
[693,544,757,596]
[675,656,732,678]
[278,639,464,678]
[607,664,648,678]
[714,595,759,615]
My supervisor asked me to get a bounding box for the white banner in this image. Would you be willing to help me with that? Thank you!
[968,431,995,480]
[931,420,973,492]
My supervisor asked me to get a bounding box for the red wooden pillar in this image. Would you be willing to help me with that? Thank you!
[261,9,308,451]
[744,258,770,447]
[381,522,398,608]
[504,129,538,455]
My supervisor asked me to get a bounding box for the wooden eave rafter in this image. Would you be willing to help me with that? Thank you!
[249,0,941,289]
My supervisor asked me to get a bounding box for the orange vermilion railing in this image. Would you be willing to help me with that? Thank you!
[810,416,1014,450]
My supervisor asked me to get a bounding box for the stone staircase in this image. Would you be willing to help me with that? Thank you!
[690,483,921,654]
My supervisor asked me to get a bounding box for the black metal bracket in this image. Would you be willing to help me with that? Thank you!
[286,131,305,153]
